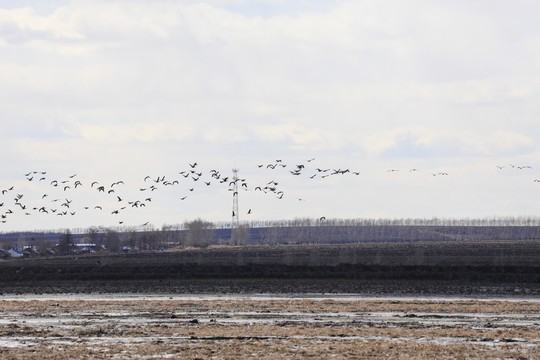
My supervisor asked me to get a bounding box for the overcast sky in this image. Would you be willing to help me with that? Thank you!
[1,0,540,232]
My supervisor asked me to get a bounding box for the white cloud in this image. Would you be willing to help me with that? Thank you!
[77,122,195,143]
[363,127,533,157]
[0,7,85,43]
[253,123,343,149]
[1,1,540,230]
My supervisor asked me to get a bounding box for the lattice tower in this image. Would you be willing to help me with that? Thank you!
[231,168,239,229]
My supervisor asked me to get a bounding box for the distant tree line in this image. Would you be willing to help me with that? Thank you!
[2,216,540,256]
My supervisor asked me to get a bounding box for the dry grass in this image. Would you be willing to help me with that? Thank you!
[1,298,538,313]
[0,298,538,359]
[0,339,537,360]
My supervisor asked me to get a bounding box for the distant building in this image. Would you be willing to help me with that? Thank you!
[7,249,23,258]
[75,243,97,253]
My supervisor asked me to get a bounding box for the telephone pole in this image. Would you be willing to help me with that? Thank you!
[231,168,239,229]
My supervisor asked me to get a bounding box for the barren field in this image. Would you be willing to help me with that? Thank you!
[0,295,539,359]
[0,242,538,358]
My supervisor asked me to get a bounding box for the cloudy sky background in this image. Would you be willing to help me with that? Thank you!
[1,0,540,232]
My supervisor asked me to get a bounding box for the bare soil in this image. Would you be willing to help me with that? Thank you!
[2,241,539,283]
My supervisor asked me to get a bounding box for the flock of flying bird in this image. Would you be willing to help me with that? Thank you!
[1,158,539,228]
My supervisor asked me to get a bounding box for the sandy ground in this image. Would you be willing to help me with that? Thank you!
[0,295,539,359]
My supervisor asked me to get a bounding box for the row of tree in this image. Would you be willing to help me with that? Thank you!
[3,216,540,256]
[51,219,252,255]
[6,215,540,237]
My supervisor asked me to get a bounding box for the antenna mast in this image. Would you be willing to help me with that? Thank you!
[231,168,239,229]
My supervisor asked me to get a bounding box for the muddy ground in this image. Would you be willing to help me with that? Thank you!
[0,242,538,358]
[0,278,539,298]
[0,296,538,359]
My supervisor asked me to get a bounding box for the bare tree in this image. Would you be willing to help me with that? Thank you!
[184,219,214,248]
[104,229,120,252]
[86,226,105,251]
[58,229,74,255]
[1,240,12,250]
[231,225,250,245]
[37,240,54,255]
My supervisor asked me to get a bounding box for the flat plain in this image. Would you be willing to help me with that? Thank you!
[0,295,539,359]
[0,240,538,358]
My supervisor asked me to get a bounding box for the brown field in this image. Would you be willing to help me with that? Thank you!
[2,240,539,284]
[0,296,538,359]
